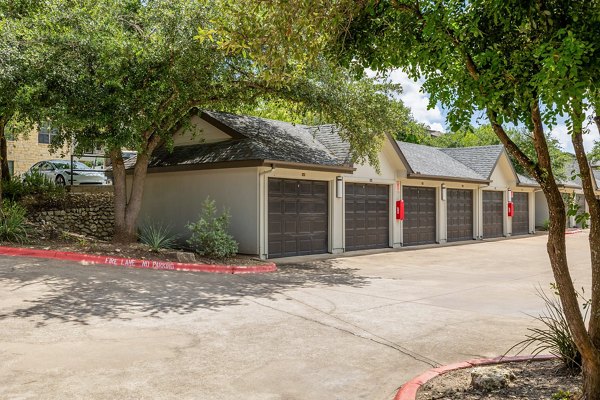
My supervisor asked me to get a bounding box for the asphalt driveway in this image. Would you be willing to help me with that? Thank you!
[0,233,592,400]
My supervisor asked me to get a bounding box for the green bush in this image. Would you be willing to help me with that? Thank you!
[139,221,178,252]
[552,390,576,400]
[187,197,238,259]
[0,201,28,243]
[2,178,26,202]
[2,173,65,202]
[542,219,550,231]
[508,285,588,372]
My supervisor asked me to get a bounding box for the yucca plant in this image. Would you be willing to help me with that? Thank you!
[508,285,589,372]
[0,201,29,243]
[138,221,178,252]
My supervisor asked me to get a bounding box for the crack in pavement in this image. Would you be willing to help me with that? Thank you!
[246,296,441,368]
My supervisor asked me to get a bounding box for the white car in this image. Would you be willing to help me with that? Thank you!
[26,160,111,186]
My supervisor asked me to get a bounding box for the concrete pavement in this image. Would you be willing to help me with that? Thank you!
[0,233,592,399]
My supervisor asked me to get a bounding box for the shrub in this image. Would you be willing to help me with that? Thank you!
[139,221,178,252]
[2,173,66,203]
[542,219,550,231]
[2,178,26,202]
[552,390,576,400]
[0,201,28,243]
[187,197,238,259]
[508,285,589,372]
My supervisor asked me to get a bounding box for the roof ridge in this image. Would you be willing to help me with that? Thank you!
[439,144,504,150]
[204,109,303,129]
[395,140,487,180]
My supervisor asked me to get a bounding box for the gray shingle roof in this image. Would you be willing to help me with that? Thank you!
[517,174,538,186]
[564,159,582,187]
[396,141,491,182]
[306,124,351,165]
[127,110,352,171]
[202,111,343,167]
[438,145,504,179]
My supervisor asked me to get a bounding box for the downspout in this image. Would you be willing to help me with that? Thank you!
[258,165,275,259]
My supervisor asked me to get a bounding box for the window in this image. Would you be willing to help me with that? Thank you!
[39,162,54,172]
[38,123,57,144]
[7,161,14,177]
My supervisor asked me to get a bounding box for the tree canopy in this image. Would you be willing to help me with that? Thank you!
[232,0,600,396]
[7,0,421,242]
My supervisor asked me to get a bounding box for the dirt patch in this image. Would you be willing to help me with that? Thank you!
[416,359,581,400]
[3,222,266,267]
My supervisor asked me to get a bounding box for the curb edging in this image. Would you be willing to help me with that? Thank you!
[0,246,277,274]
[394,354,556,400]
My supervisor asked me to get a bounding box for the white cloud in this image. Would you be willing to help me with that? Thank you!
[370,69,446,132]
[550,108,599,153]
[368,69,600,151]
[428,122,445,132]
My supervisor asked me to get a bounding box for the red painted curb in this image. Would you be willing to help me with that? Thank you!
[394,354,556,400]
[0,246,277,274]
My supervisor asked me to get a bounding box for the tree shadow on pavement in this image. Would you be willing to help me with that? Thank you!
[0,258,368,325]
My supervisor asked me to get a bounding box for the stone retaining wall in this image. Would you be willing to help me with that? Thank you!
[28,192,114,240]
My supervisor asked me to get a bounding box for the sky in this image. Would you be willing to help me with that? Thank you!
[386,69,600,153]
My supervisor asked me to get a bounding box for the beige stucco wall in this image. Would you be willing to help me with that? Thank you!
[535,188,584,228]
[137,167,260,255]
[171,114,232,146]
[484,153,537,236]
[7,130,72,176]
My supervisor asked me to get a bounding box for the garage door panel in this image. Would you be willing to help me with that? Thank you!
[447,189,473,242]
[483,191,503,238]
[404,186,436,246]
[512,192,529,235]
[345,183,390,251]
[268,178,328,258]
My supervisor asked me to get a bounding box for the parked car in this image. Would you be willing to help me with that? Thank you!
[26,160,111,186]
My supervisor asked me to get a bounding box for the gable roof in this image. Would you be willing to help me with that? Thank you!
[438,145,504,179]
[127,110,355,173]
[395,141,494,183]
[306,124,352,165]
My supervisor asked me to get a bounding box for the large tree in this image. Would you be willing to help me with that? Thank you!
[340,2,600,397]
[229,0,600,397]
[31,0,416,243]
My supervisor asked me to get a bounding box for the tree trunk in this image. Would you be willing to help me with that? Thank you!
[582,356,600,400]
[110,147,131,243]
[1,134,9,182]
[571,105,600,347]
[0,117,4,202]
[493,102,600,398]
[110,133,162,244]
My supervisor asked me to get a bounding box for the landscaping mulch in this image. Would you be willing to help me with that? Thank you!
[416,359,581,400]
[5,222,266,267]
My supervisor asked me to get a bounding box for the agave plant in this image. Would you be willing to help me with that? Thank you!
[138,221,178,252]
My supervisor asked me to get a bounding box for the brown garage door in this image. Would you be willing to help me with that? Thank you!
[345,183,389,251]
[447,189,474,242]
[483,191,503,238]
[403,186,436,246]
[512,192,529,235]
[268,178,328,258]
